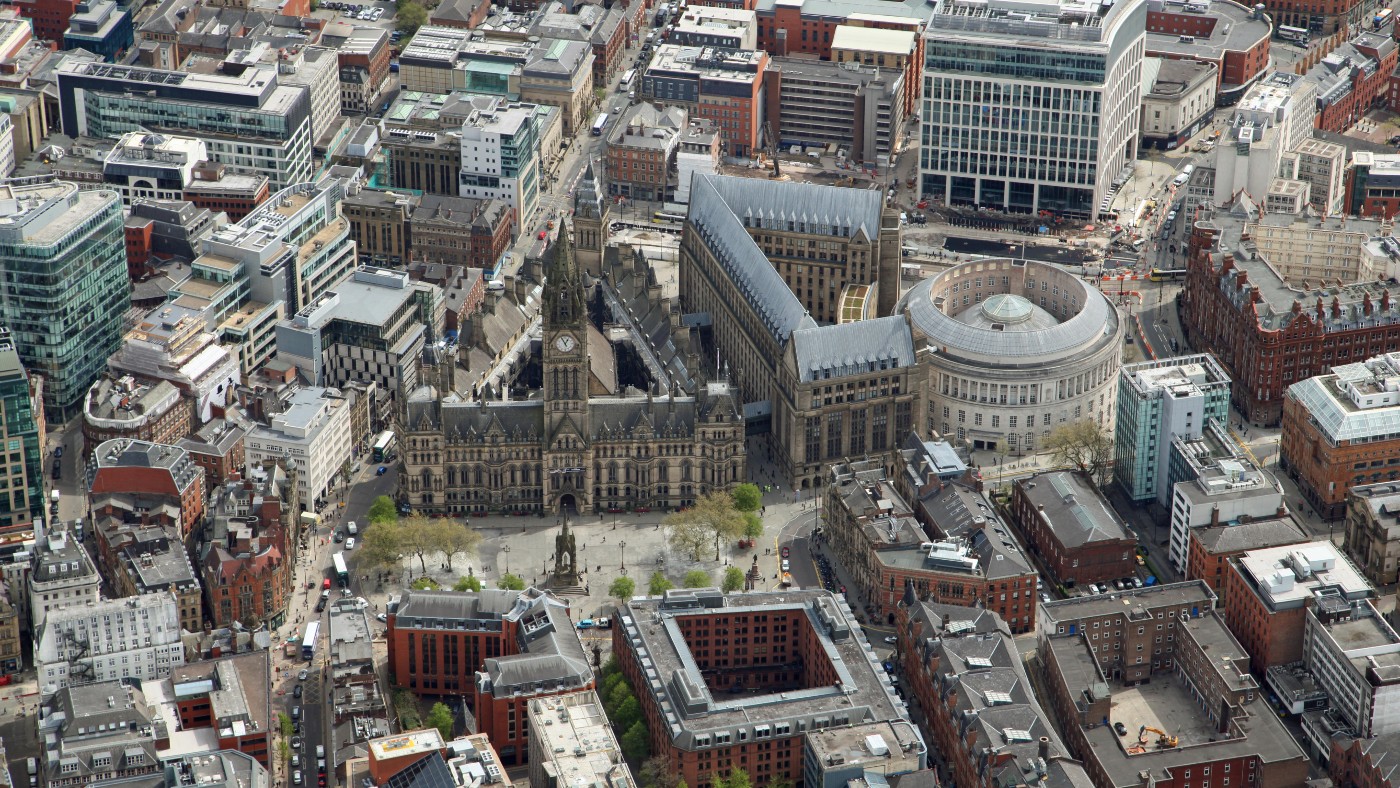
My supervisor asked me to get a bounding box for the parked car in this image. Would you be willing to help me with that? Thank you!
[376,612,388,622]
[781,546,790,558]
[298,669,309,681]
[883,636,898,644]
[780,558,790,572]
[1131,577,1143,588]
[293,771,303,786]
[292,736,304,751]
[293,685,303,698]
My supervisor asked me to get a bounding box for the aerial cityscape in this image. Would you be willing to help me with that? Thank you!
[2,0,1400,786]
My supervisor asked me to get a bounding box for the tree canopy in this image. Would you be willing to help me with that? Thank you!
[424,702,454,741]
[647,571,674,596]
[665,492,746,560]
[609,576,636,602]
[498,573,525,590]
[730,483,762,512]
[721,566,745,592]
[682,570,711,588]
[367,495,398,525]
[1045,420,1114,487]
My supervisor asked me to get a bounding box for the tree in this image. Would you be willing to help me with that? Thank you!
[601,654,621,679]
[682,570,711,588]
[730,483,762,512]
[721,566,745,593]
[279,712,293,738]
[400,513,438,574]
[602,671,626,699]
[438,518,482,570]
[454,576,482,592]
[742,512,763,540]
[358,519,406,575]
[410,576,441,590]
[638,758,678,788]
[665,492,746,560]
[498,573,525,590]
[425,702,455,741]
[712,770,751,788]
[647,571,673,596]
[1045,420,1114,487]
[613,695,641,733]
[396,0,426,33]
[392,688,422,729]
[279,740,291,764]
[367,495,398,525]
[609,576,636,603]
[621,720,650,762]
[665,517,710,562]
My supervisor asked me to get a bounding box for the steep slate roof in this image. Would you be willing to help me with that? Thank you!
[791,315,914,383]
[687,174,816,343]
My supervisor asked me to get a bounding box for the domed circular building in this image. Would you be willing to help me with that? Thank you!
[897,259,1123,454]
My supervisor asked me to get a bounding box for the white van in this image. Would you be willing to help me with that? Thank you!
[347,521,358,536]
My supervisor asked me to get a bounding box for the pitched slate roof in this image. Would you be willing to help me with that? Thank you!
[687,174,815,343]
[791,315,914,383]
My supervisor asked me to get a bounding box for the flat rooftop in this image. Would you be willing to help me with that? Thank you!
[1235,541,1372,610]
[618,588,905,744]
[368,729,446,762]
[1048,636,1307,787]
[527,692,632,787]
[1144,0,1272,71]
[1041,581,1217,627]
[830,25,915,55]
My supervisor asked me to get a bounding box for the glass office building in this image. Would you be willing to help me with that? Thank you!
[0,328,43,532]
[0,181,127,421]
[920,0,1146,218]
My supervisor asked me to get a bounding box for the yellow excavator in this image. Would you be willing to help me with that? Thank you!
[1139,725,1179,748]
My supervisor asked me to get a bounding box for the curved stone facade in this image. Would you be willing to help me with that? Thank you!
[897,259,1124,453]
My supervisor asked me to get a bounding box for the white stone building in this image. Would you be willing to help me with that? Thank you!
[28,528,101,632]
[101,132,207,205]
[459,102,542,230]
[36,592,185,694]
[244,385,352,512]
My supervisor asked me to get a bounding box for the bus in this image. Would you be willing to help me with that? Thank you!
[301,621,320,661]
[1150,268,1188,282]
[333,552,349,588]
[1277,25,1309,43]
[372,430,396,463]
[653,210,685,224]
[1376,7,1393,28]
[620,69,635,90]
[591,113,610,136]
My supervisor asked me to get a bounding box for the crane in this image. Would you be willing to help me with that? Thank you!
[763,120,780,179]
[1139,725,1179,748]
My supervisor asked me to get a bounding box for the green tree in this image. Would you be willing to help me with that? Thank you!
[367,495,398,525]
[395,0,427,34]
[721,566,745,593]
[712,769,751,788]
[730,483,762,512]
[454,575,482,592]
[410,576,441,590]
[279,740,291,764]
[607,681,634,717]
[682,570,711,588]
[439,518,482,570]
[609,576,636,603]
[1045,420,1114,487]
[601,654,621,679]
[400,513,438,574]
[665,491,746,560]
[638,758,678,788]
[498,573,525,590]
[613,695,641,733]
[742,512,763,540]
[425,702,455,741]
[647,571,674,596]
[621,720,651,762]
[279,712,293,738]
[359,519,406,575]
[603,671,626,699]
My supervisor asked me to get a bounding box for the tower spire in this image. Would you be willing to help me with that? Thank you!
[544,223,585,329]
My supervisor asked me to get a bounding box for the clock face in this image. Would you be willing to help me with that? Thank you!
[554,335,577,352]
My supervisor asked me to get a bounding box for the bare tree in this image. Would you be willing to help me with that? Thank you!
[1045,420,1114,487]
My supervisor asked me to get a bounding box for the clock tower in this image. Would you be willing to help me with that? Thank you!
[541,222,590,511]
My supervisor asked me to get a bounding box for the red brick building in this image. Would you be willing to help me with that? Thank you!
[183,163,270,223]
[386,588,592,765]
[177,418,246,487]
[1260,0,1364,35]
[1186,516,1307,596]
[15,0,77,42]
[1221,540,1372,674]
[1009,471,1136,588]
[165,653,273,766]
[612,588,908,788]
[199,466,298,630]
[88,438,206,545]
[1310,34,1397,134]
[826,459,1038,632]
[1330,733,1400,788]
[1182,221,1400,426]
[1145,0,1271,101]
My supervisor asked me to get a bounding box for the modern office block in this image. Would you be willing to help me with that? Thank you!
[0,328,43,533]
[0,180,127,420]
[919,0,1147,217]
[1114,354,1232,505]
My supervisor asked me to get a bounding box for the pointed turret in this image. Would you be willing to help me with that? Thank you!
[544,223,585,330]
[572,160,609,277]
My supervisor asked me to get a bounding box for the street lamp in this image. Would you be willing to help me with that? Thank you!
[503,545,511,576]
[620,541,628,575]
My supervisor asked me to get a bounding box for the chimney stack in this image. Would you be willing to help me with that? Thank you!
[1038,737,1050,760]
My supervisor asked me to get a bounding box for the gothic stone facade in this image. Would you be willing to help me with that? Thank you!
[400,226,746,515]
